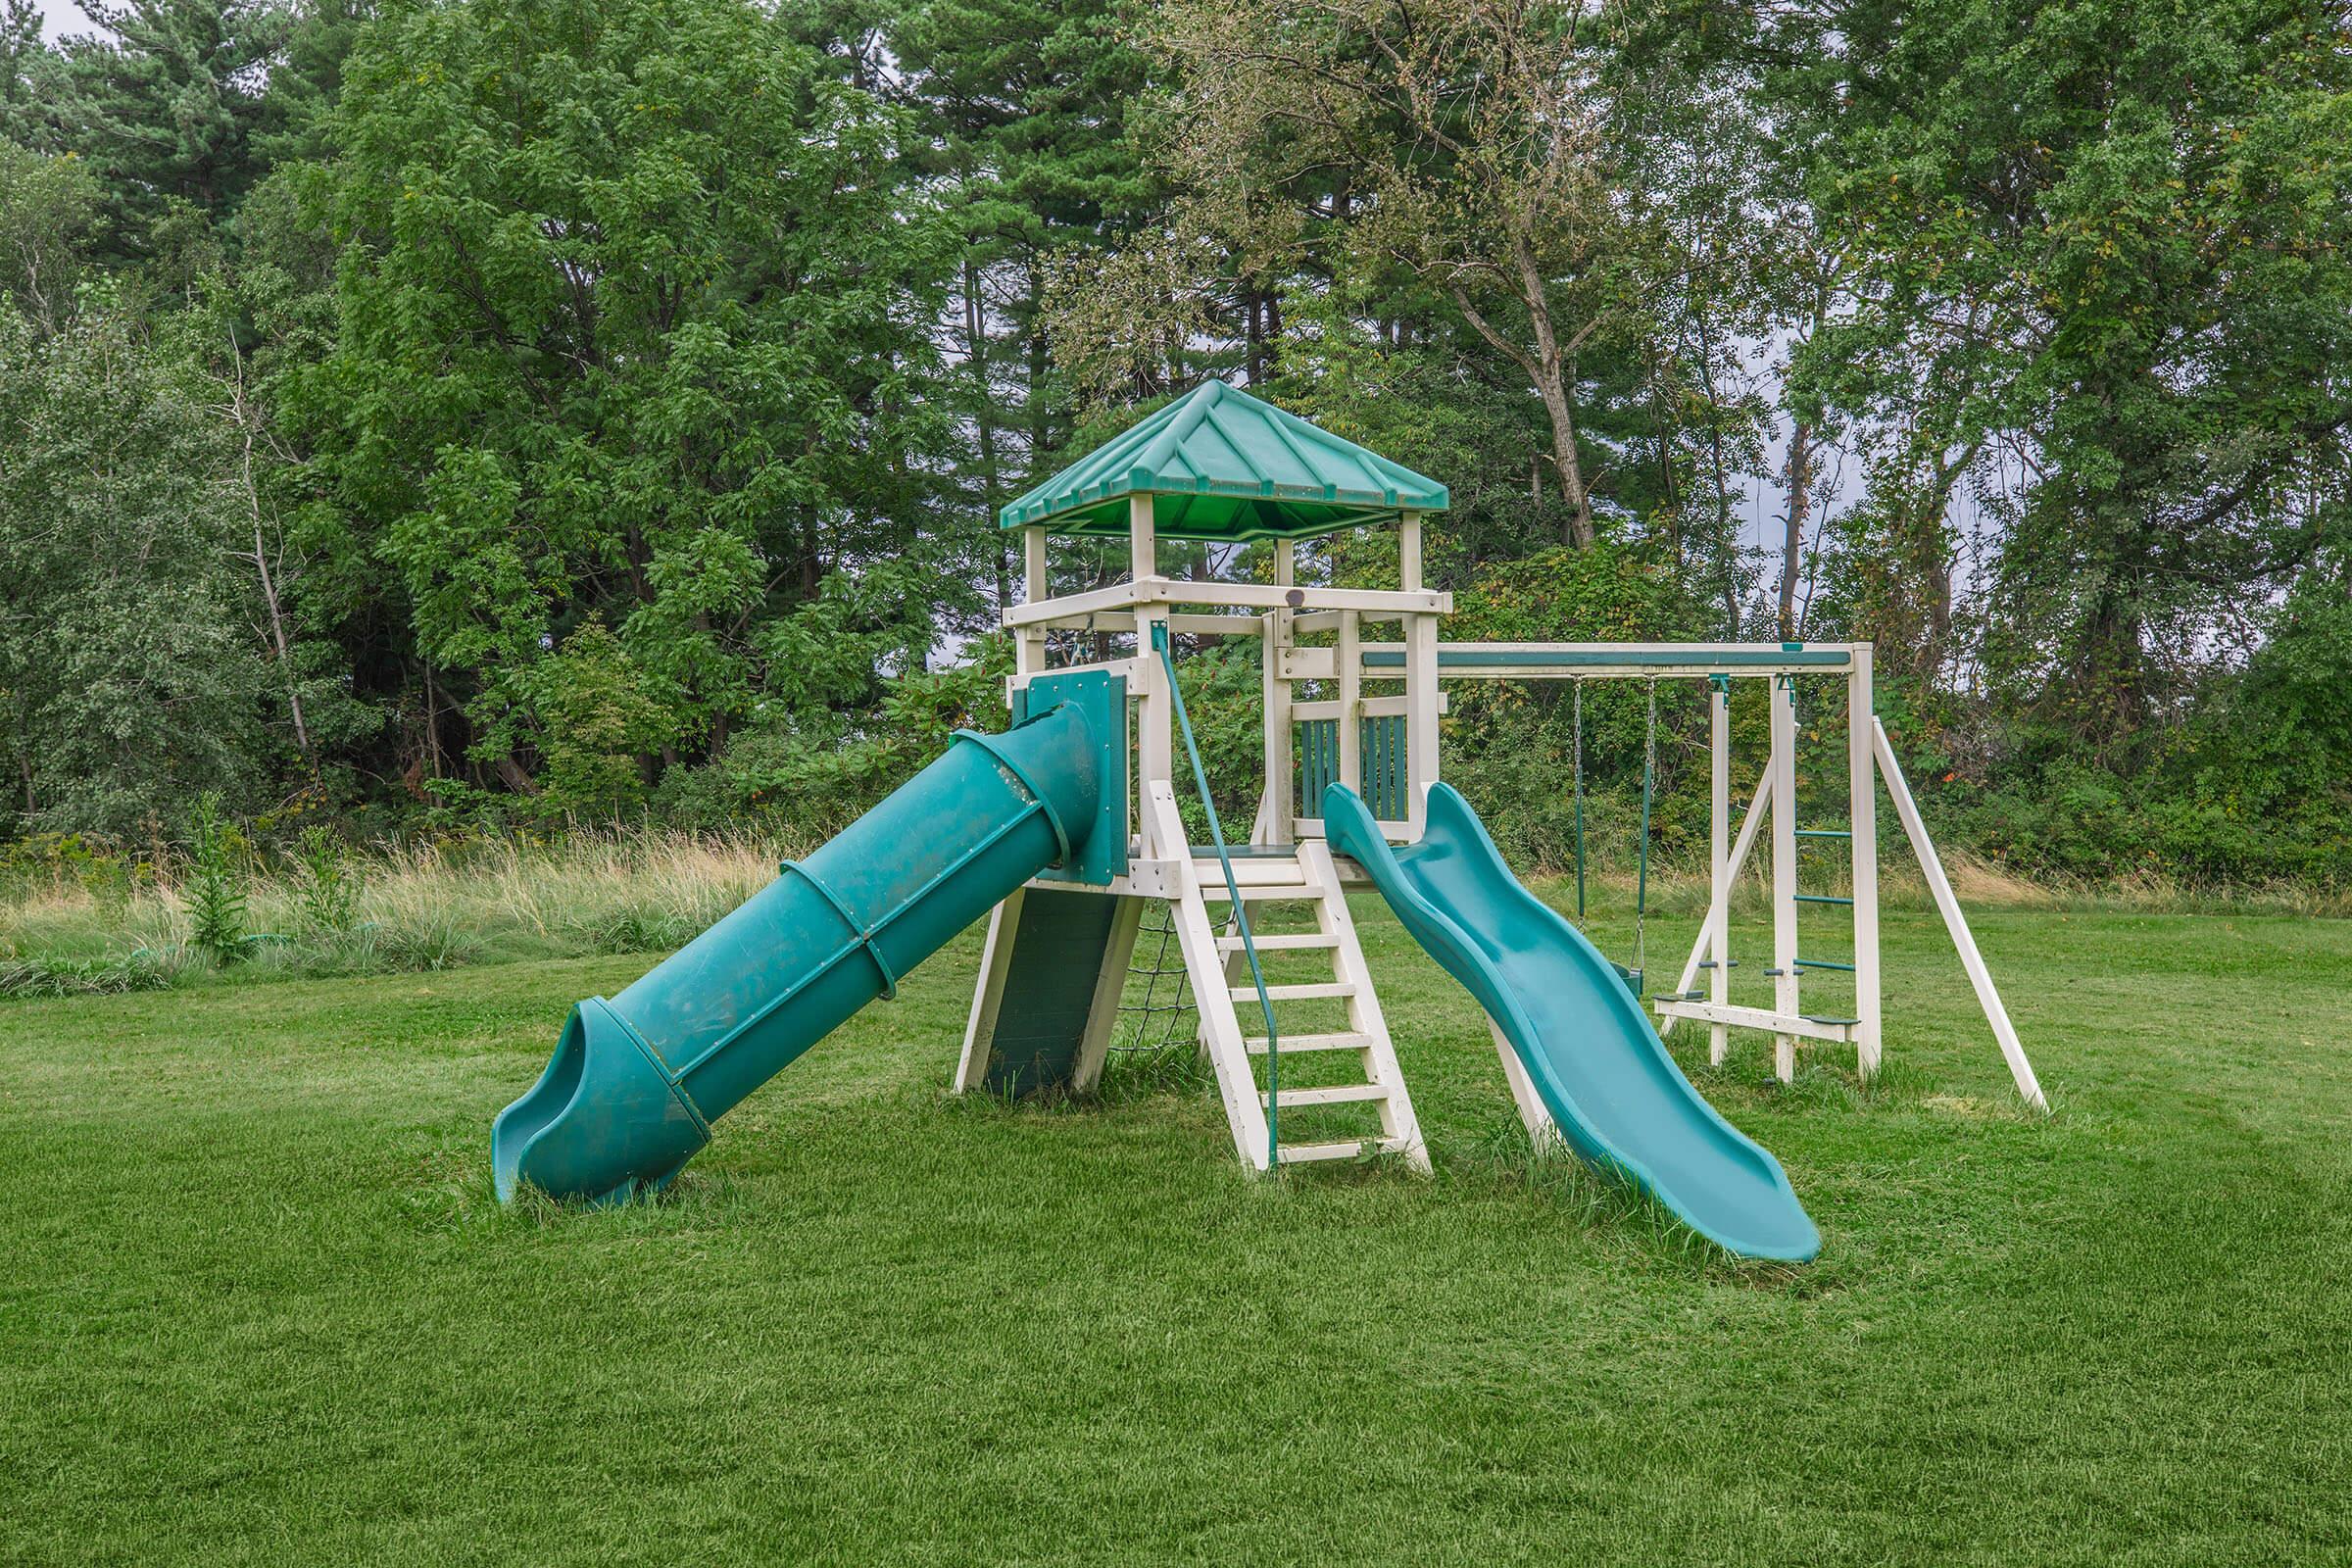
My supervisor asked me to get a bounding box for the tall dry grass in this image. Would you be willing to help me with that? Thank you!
[3,823,2339,1000]
[0,827,806,995]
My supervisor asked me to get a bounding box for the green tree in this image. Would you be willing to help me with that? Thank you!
[891,0,1159,610]
[54,0,296,255]
[0,300,270,837]
[1117,0,1689,549]
[291,0,956,796]
[0,141,104,333]
[0,0,69,150]
[1775,0,2352,729]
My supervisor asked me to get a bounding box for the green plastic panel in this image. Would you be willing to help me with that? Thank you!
[1013,670,1129,886]
[1361,646,1853,671]
[1298,714,1408,823]
[979,890,1129,1098]
[998,379,1448,542]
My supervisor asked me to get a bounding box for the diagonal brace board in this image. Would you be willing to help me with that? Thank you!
[1661,718,2046,1111]
[1660,767,1774,1036]
[1872,718,2048,1111]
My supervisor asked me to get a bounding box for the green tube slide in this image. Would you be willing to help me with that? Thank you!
[491,688,1113,1204]
[1325,782,1820,1261]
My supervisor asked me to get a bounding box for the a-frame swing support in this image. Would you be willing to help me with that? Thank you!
[1657,687,2047,1112]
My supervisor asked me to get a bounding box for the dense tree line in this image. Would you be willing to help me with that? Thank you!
[1,0,2346,885]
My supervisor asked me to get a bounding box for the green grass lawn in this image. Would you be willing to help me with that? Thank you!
[3,893,2348,1565]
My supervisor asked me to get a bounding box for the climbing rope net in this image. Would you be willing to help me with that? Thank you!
[1112,901,1198,1057]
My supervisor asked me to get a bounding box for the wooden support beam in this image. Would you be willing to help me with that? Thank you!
[1708,679,1731,1065]
[1849,647,1883,1078]
[1873,718,2048,1110]
[1661,767,1773,1037]
[1770,675,1799,1082]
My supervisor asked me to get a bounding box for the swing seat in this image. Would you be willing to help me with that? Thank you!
[1611,962,1643,997]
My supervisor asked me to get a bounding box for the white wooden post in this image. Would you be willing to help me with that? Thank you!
[1257,540,1297,846]
[1337,606,1363,797]
[1398,512,1423,592]
[1489,1018,1557,1147]
[1708,678,1732,1065]
[1405,610,1439,839]
[1014,525,1048,685]
[955,889,1026,1093]
[1130,494,1172,791]
[1069,896,1146,1094]
[1848,647,1883,1078]
[1770,674,1799,1082]
[1872,718,2049,1111]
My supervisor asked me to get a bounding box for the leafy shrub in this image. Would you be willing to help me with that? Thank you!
[293,826,361,933]
[184,794,248,962]
[0,950,175,999]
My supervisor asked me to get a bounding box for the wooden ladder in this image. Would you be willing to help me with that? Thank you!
[1166,823,1427,1174]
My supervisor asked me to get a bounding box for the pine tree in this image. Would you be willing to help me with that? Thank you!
[55,0,294,255]
[891,0,1159,607]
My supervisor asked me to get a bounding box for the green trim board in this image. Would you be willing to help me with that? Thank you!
[1362,646,1855,672]
[998,379,1448,542]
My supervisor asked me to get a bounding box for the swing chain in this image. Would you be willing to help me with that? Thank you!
[1635,678,1655,986]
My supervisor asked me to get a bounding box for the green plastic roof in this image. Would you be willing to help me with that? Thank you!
[998,380,1449,541]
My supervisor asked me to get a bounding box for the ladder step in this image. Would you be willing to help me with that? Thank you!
[1200,881,1315,902]
[1696,958,1740,969]
[1232,981,1355,1003]
[1246,1031,1372,1055]
[1795,828,1852,839]
[1262,1083,1389,1108]
[1275,1135,1413,1165]
[1795,957,1856,972]
[1793,894,1854,906]
[1803,1014,1860,1027]
[1216,932,1337,953]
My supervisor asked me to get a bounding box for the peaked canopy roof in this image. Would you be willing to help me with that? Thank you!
[999,380,1449,541]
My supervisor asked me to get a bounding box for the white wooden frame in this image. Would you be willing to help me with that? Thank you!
[973,495,2044,1184]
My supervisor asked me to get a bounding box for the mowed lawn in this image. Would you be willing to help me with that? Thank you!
[2,894,2348,1566]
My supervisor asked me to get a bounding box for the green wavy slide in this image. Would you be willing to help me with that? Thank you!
[1324,782,1821,1261]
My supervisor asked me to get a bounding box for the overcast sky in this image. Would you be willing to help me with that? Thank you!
[39,2,97,43]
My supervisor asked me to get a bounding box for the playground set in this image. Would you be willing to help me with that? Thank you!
[492,380,2044,1261]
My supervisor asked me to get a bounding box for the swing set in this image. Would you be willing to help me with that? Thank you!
[1412,641,2044,1105]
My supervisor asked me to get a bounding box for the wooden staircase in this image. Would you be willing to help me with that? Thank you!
[1148,785,1426,1172]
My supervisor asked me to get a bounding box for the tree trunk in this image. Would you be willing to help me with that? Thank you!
[224,331,312,767]
[1779,419,1814,641]
[1450,251,1595,548]
[1535,368,1597,549]
[967,259,1008,614]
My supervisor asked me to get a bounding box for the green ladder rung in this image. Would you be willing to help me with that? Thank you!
[1696,958,1740,969]
[1793,894,1855,906]
[1795,957,1855,972]
[1795,828,1851,839]
[1803,1015,1860,1027]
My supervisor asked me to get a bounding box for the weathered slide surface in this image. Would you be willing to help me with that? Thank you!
[1324,782,1820,1261]
[492,689,1112,1205]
